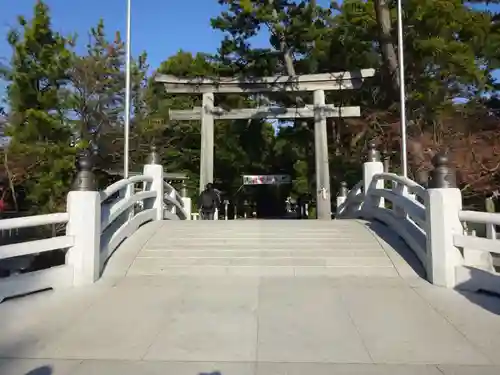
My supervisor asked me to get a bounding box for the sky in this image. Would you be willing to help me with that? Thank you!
[0,0,331,75]
[0,0,499,103]
[0,0,269,103]
[0,0,239,69]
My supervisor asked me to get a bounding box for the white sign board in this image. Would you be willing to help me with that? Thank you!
[243,174,291,185]
[0,136,11,149]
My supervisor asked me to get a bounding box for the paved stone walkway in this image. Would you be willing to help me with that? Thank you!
[2,273,500,374]
[1,222,500,374]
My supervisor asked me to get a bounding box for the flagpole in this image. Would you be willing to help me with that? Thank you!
[124,0,131,178]
[397,0,408,178]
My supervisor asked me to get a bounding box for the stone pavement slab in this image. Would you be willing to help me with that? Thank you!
[339,284,489,364]
[437,365,500,375]
[414,285,500,365]
[2,275,500,368]
[3,264,500,375]
[3,359,500,375]
[36,278,183,360]
[144,310,257,362]
[71,360,256,375]
[255,362,444,375]
[143,277,259,361]
[256,278,371,363]
[0,285,106,359]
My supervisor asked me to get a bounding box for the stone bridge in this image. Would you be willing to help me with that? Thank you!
[0,146,499,375]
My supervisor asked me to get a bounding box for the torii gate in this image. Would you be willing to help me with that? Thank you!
[155,70,375,220]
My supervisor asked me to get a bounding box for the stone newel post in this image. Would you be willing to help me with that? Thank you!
[180,181,192,220]
[143,146,165,221]
[425,153,464,287]
[363,142,384,194]
[362,142,384,217]
[66,151,101,286]
[336,181,348,215]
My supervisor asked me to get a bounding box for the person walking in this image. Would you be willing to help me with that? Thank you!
[198,183,220,220]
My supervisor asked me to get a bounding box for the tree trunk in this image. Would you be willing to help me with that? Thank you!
[282,46,296,76]
[269,0,296,76]
[373,0,399,95]
[3,149,19,211]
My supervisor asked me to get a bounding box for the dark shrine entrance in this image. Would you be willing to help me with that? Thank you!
[241,174,291,219]
[219,174,303,219]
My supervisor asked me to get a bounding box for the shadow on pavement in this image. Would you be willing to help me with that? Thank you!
[455,266,500,316]
[25,366,52,375]
[364,220,427,278]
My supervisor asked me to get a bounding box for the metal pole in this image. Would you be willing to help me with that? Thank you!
[397,0,408,178]
[124,0,131,178]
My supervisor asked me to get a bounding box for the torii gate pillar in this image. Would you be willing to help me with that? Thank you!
[314,89,331,220]
[200,92,215,192]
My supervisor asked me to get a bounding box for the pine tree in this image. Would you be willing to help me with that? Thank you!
[68,19,126,156]
[2,0,76,213]
[5,0,73,143]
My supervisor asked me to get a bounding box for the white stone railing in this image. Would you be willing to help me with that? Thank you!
[99,174,158,272]
[455,211,499,254]
[452,210,500,293]
[337,145,500,292]
[338,172,428,267]
[0,213,74,302]
[370,174,426,264]
[0,156,188,302]
[336,180,363,216]
[163,181,190,220]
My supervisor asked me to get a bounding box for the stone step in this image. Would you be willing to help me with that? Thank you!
[160,225,362,230]
[163,219,354,223]
[126,264,399,277]
[146,238,377,244]
[147,243,378,249]
[150,242,377,247]
[152,238,374,244]
[132,256,393,267]
[163,229,362,232]
[161,221,361,226]
[161,222,362,226]
[153,234,374,240]
[145,245,381,252]
[123,219,396,278]
[138,249,388,258]
[153,232,372,236]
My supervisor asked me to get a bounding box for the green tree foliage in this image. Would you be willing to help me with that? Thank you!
[4,0,74,143]
[1,0,76,213]
[212,0,331,76]
[68,19,125,149]
[1,0,499,215]
[209,0,500,202]
[147,51,210,194]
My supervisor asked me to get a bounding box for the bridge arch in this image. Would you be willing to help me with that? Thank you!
[337,143,500,294]
[0,147,189,302]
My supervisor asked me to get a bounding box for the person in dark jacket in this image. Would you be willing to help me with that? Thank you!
[198,183,220,220]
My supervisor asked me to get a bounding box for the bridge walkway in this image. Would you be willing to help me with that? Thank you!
[1,220,500,374]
